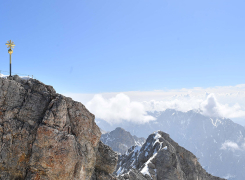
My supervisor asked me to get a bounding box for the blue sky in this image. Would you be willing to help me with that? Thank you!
[1,0,245,94]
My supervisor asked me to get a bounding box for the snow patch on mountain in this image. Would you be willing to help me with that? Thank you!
[99,109,245,179]
[115,131,226,180]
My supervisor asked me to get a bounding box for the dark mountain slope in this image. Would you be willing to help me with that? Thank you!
[101,127,145,154]
[116,131,226,180]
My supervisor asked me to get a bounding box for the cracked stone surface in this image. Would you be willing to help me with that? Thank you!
[0,76,117,180]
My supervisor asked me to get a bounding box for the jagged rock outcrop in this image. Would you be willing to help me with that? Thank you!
[115,131,226,180]
[117,169,150,180]
[101,127,145,154]
[95,141,118,174]
[0,76,117,180]
[98,109,245,179]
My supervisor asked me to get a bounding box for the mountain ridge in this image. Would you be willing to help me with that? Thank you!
[97,109,245,179]
[115,131,226,180]
[101,127,145,154]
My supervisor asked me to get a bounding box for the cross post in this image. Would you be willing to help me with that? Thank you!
[5,40,15,77]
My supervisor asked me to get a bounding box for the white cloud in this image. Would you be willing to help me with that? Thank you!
[200,94,245,119]
[86,93,155,124]
[143,93,245,120]
[221,141,240,151]
[64,84,245,125]
[142,98,203,113]
[200,94,220,117]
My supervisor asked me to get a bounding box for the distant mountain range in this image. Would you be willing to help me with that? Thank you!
[101,127,145,154]
[96,109,245,180]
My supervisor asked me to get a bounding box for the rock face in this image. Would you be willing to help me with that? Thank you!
[95,141,118,174]
[101,127,145,154]
[0,76,117,180]
[98,109,245,180]
[115,131,226,180]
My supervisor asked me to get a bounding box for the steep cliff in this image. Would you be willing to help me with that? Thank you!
[0,76,117,180]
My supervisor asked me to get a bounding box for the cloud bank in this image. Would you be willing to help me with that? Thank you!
[86,93,155,124]
[143,93,245,120]
[64,84,245,125]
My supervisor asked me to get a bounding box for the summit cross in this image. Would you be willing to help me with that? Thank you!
[6,40,15,49]
[5,40,16,77]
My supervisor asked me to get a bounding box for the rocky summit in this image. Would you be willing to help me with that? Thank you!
[0,76,226,180]
[115,131,226,180]
[0,76,117,180]
[101,127,145,154]
[98,109,245,179]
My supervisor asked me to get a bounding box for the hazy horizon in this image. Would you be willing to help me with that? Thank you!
[65,83,245,126]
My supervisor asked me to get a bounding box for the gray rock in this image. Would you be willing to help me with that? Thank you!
[91,168,118,180]
[115,131,226,180]
[98,109,245,179]
[117,169,149,180]
[101,127,145,154]
[95,141,118,174]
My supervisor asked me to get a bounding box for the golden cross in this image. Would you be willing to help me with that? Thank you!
[5,40,15,49]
